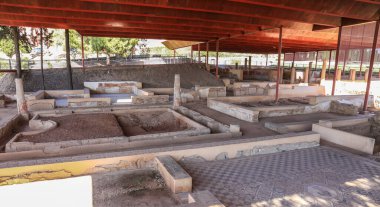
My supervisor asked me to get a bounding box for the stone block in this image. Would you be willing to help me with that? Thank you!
[330,100,358,115]
[155,155,192,194]
[67,98,111,108]
[131,95,169,105]
[27,99,55,111]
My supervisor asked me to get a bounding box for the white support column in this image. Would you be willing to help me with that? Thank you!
[15,78,28,118]
[173,74,181,108]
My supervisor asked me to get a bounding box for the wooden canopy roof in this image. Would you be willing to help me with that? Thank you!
[0,0,379,53]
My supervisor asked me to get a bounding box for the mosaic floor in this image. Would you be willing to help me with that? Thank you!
[182,147,380,207]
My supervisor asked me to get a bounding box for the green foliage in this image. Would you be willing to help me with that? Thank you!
[88,37,139,58]
[21,57,30,69]
[0,26,53,58]
[0,38,16,58]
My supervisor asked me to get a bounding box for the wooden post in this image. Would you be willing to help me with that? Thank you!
[315,51,318,70]
[321,59,327,80]
[349,69,356,81]
[332,26,343,96]
[65,29,73,90]
[290,67,296,84]
[248,56,252,70]
[275,26,283,102]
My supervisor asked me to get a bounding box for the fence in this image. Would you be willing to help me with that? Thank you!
[0,55,191,71]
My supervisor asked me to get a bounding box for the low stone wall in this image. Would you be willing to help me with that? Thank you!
[84,81,142,94]
[266,85,325,97]
[207,95,366,122]
[0,131,320,185]
[312,122,375,154]
[0,114,23,149]
[195,86,226,99]
[131,95,169,105]
[5,108,210,153]
[207,99,259,122]
[67,98,112,108]
[231,82,324,97]
[27,99,55,111]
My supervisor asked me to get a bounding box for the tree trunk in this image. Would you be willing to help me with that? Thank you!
[96,51,99,61]
[106,54,110,65]
[12,26,22,78]
[65,29,73,90]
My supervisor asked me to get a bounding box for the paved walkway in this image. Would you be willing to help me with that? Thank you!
[182,146,380,207]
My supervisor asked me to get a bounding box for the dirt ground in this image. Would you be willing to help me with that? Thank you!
[18,113,124,143]
[116,111,190,136]
[92,169,177,207]
[184,101,277,138]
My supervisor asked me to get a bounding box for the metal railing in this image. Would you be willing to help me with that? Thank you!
[0,55,191,71]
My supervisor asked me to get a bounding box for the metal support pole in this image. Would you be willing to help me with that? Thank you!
[65,29,73,90]
[275,26,283,102]
[359,48,365,77]
[342,49,348,76]
[332,26,343,96]
[328,50,332,76]
[292,52,295,68]
[81,35,85,68]
[266,54,268,66]
[315,51,318,70]
[173,49,176,64]
[206,42,209,65]
[283,53,285,67]
[40,28,45,90]
[12,27,22,78]
[216,39,219,78]
[363,20,380,111]
[190,47,193,63]
[198,43,201,63]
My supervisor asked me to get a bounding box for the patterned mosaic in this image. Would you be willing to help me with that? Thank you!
[182,147,380,207]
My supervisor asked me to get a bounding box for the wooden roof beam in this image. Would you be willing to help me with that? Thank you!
[0,0,324,28]
[80,0,342,26]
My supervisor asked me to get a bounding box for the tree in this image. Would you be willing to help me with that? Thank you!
[89,37,106,61]
[88,37,139,65]
[0,26,53,58]
[52,29,85,59]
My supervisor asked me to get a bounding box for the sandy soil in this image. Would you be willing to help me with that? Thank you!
[92,169,177,207]
[18,113,124,143]
[116,111,190,136]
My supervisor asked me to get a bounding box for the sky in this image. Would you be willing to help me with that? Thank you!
[145,39,165,47]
